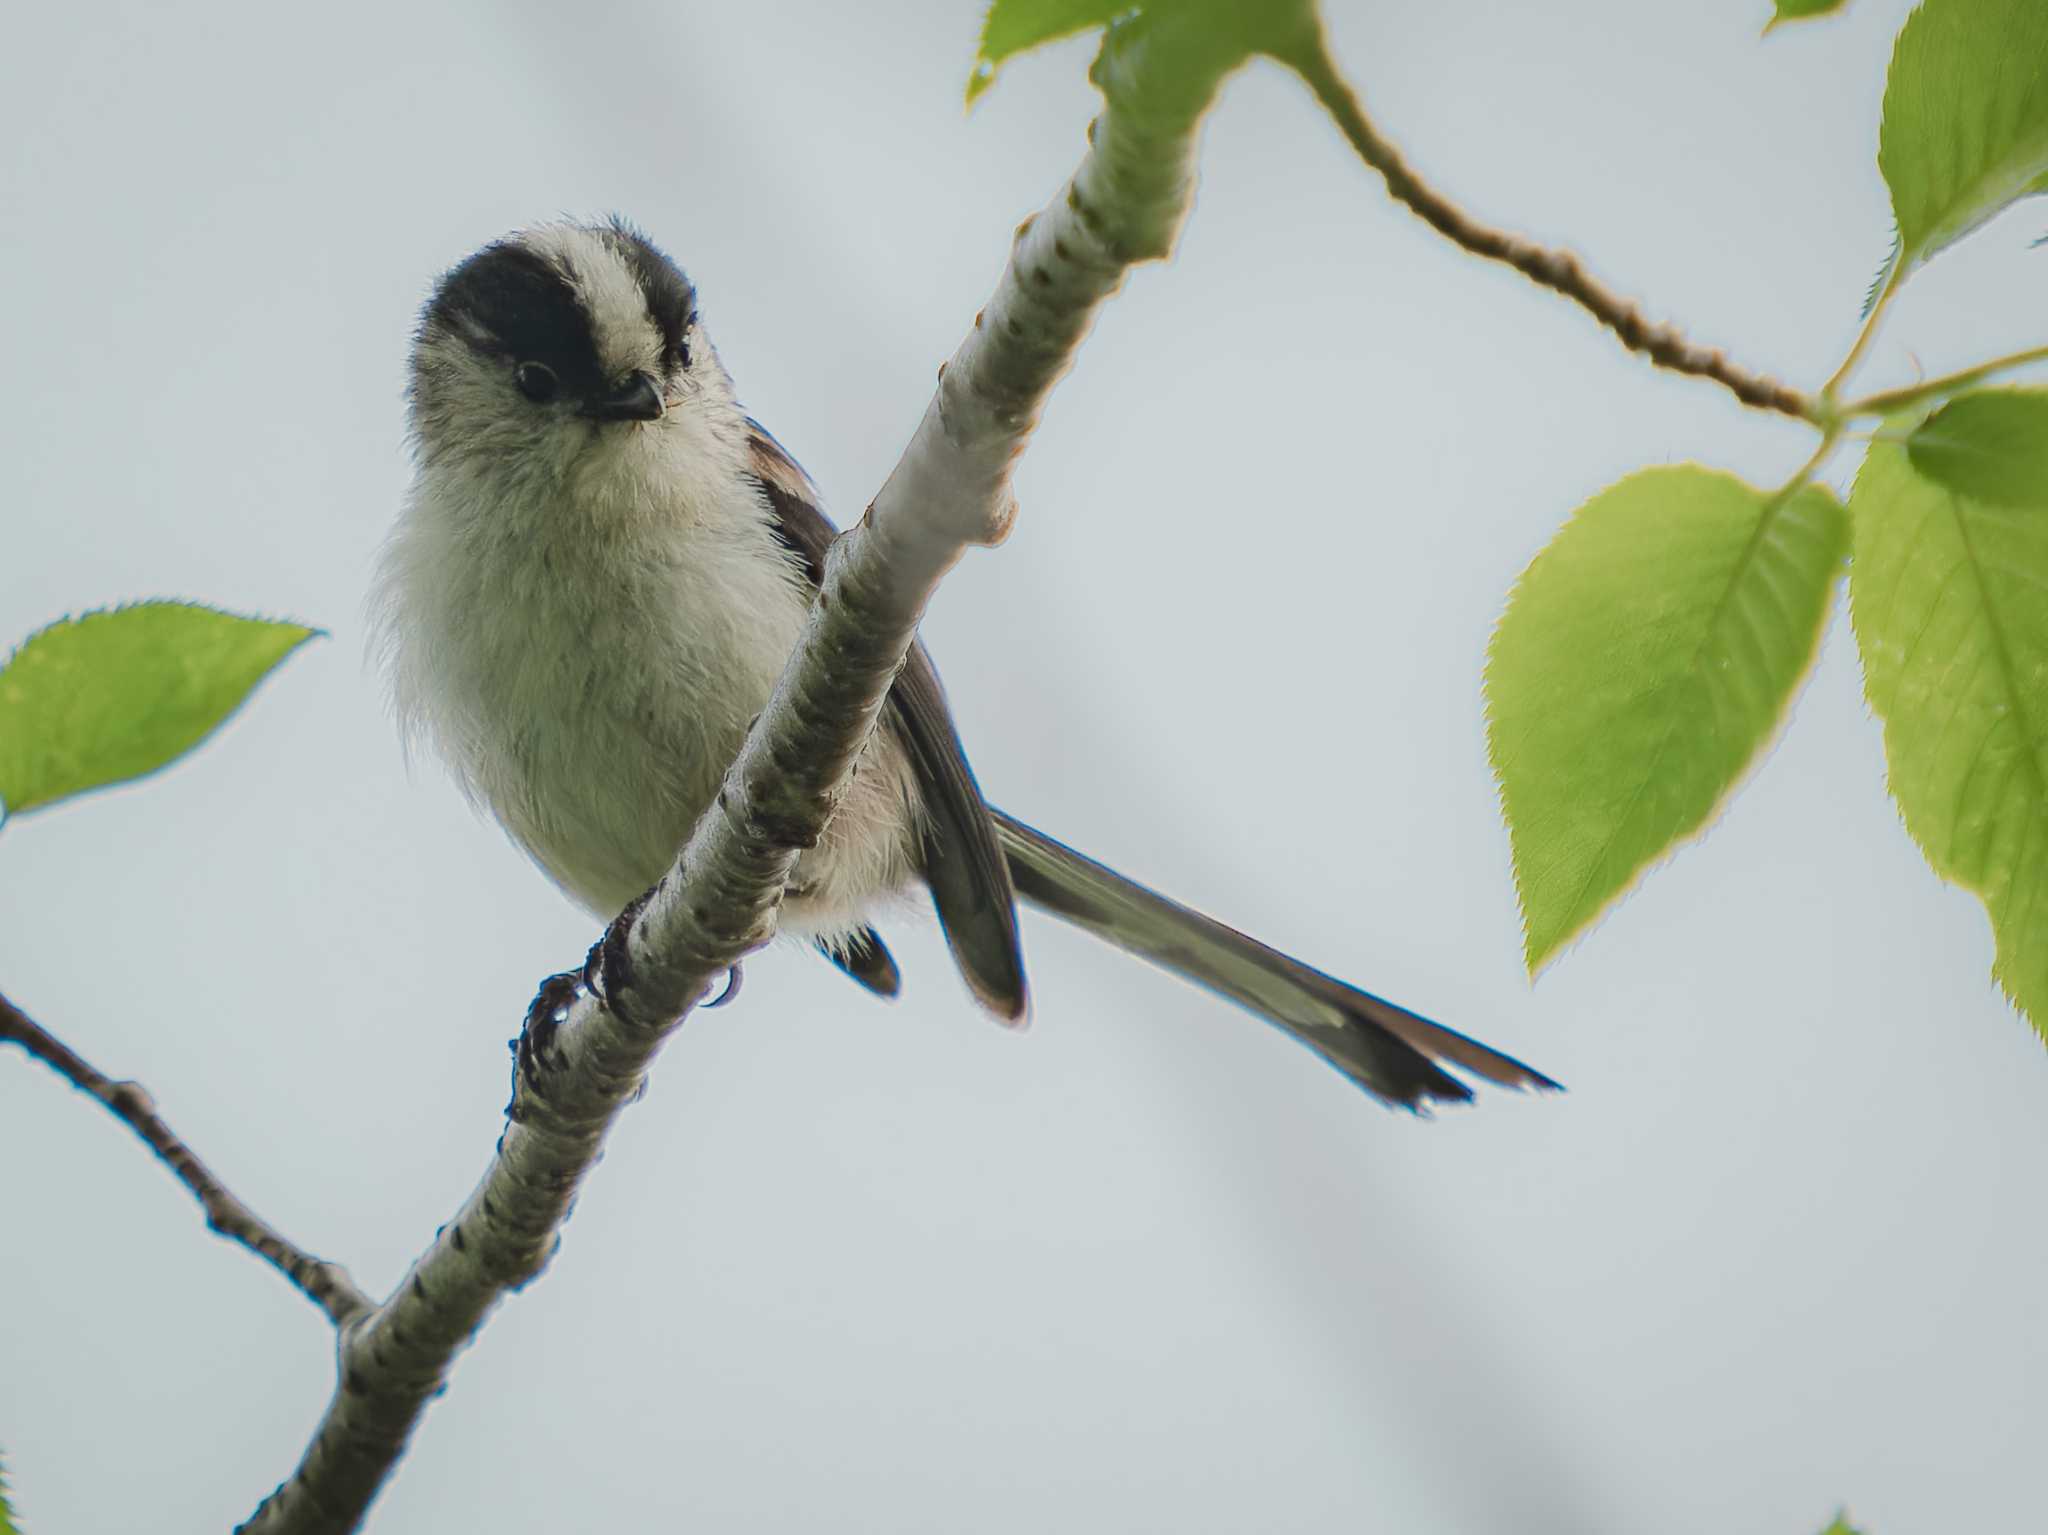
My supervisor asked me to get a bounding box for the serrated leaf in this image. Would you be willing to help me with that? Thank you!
[969,0,1134,104]
[1851,420,2048,1036]
[1879,0,2048,272]
[0,602,318,822]
[1859,238,1900,319]
[0,1451,19,1535]
[1767,0,1851,31]
[1907,388,2048,507]
[1487,467,1848,972]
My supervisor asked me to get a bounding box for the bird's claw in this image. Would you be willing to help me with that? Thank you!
[581,889,652,1013]
[705,963,744,1009]
[514,971,582,1097]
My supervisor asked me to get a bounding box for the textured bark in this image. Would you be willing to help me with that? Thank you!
[238,13,1253,1533]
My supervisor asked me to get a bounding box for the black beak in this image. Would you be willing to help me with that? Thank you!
[580,371,666,423]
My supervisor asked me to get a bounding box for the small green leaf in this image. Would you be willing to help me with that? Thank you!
[0,1450,19,1535]
[1816,1517,1867,1535]
[0,602,319,822]
[1907,388,2048,507]
[1879,0,2048,272]
[967,0,1280,103]
[969,0,1133,103]
[979,0,1132,63]
[1767,0,1851,31]
[1487,467,1848,972]
[1851,418,2048,1036]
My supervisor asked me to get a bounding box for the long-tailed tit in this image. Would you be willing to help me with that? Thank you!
[374,218,1556,1109]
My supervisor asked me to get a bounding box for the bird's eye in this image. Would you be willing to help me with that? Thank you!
[514,362,559,403]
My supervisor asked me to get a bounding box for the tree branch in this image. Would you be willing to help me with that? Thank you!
[1272,16,1819,424]
[237,12,1255,1533]
[0,987,371,1328]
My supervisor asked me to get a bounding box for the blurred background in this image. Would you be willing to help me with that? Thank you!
[3,1,2043,1530]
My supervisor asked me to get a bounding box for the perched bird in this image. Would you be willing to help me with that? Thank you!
[374,217,1556,1110]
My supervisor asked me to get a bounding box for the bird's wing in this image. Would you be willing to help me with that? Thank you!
[743,420,1028,1022]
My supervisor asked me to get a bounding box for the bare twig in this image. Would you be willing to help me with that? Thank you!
[0,987,371,1328]
[1271,18,1819,423]
[236,12,1253,1534]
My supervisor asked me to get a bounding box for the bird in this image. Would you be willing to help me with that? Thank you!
[372,217,1557,1110]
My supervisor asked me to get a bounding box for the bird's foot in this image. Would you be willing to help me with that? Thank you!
[581,888,652,1016]
[513,970,582,1098]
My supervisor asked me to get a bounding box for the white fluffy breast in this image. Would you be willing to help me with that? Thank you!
[374,395,926,940]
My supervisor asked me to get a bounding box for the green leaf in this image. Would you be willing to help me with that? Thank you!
[1815,1517,1867,1535]
[1487,467,1848,972]
[0,1450,19,1535]
[1879,0,2048,272]
[1851,418,2048,1037]
[966,0,1281,104]
[1907,388,2048,507]
[979,0,1132,64]
[1767,0,1851,30]
[0,602,319,823]
[969,0,1134,103]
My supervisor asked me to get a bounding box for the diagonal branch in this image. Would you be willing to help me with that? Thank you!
[237,11,1257,1534]
[1271,16,1819,424]
[0,987,371,1328]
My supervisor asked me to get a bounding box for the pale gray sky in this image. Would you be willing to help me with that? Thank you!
[3,2,2043,1531]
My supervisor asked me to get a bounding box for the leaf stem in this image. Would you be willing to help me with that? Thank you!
[1822,261,1901,401]
[1839,343,2048,420]
[1772,428,1844,508]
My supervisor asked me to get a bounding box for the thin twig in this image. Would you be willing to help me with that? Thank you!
[0,987,372,1328]
[1271,20,1819,424]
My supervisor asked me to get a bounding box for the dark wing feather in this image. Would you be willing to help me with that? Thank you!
[885,638,1030,1021]
[744,421,1028,1022]
[819,929,902,998]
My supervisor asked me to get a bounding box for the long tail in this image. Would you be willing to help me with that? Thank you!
[991,811,1559,1111]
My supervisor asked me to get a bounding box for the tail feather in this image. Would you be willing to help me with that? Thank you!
[991,811,1559,1111]
[820,928,902,998]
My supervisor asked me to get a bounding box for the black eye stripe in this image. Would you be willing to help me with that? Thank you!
[423,241,605,398]
[417,221,701,419]
[604,217,698,372]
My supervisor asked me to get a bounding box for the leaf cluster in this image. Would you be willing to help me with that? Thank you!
[1484,0,2048,1033]
[975,0,2048,1042]
[977,0,2048,1039]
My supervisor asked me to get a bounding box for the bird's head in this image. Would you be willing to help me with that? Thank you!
[408,218,734,491]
